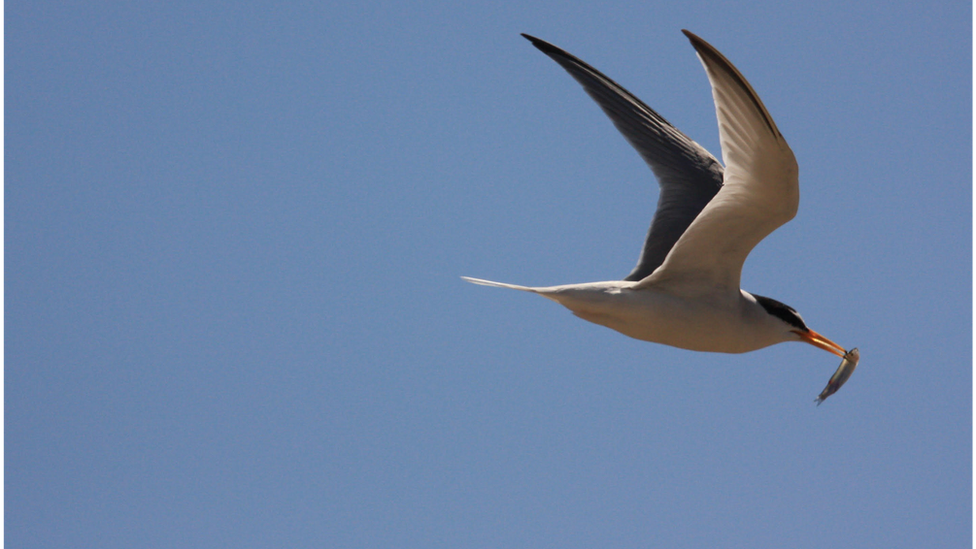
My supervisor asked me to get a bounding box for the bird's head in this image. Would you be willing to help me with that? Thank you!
[752,294,846,357]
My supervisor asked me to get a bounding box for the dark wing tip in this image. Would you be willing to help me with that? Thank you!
[681,30,717,62]
[681,29,714,53]
[521,33,558,55]
[679,29,780,137]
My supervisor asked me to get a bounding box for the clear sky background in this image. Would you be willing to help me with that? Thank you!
[7,1,972,547]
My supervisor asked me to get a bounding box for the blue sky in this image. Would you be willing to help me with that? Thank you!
[7,1,971,547]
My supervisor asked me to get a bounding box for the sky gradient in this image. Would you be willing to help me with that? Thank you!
[7,1,972,547]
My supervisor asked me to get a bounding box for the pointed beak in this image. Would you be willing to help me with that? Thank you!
[793,329,846,357]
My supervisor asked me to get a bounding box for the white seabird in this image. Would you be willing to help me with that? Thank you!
[464,31,856,401]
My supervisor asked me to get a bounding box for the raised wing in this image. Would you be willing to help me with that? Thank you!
[522,34,724,281]
[636,31,799,294]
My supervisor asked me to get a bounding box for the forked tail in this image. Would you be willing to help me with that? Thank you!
[461,276,538,293]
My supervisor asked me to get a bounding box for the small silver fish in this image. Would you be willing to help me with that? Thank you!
[815,348,859,406]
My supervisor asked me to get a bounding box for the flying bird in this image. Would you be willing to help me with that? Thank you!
[464,31,857,402]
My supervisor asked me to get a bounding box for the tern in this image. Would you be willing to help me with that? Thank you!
[464,31,854,383]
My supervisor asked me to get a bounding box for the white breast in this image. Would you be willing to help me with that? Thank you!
[535,281,788,353]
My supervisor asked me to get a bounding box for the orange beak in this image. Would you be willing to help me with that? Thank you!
[793,329,846,357]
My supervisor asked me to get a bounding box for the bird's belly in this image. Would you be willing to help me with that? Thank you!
[545,284,772,354]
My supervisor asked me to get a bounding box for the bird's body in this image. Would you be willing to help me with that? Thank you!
[465,31,856,400]
[463,279,797,354]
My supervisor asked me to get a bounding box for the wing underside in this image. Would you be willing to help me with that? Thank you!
[522,34,724,281]
[635,31,799,294]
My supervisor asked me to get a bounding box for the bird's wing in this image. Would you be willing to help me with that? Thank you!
[635,31,798,294]
[522,34,724,281]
